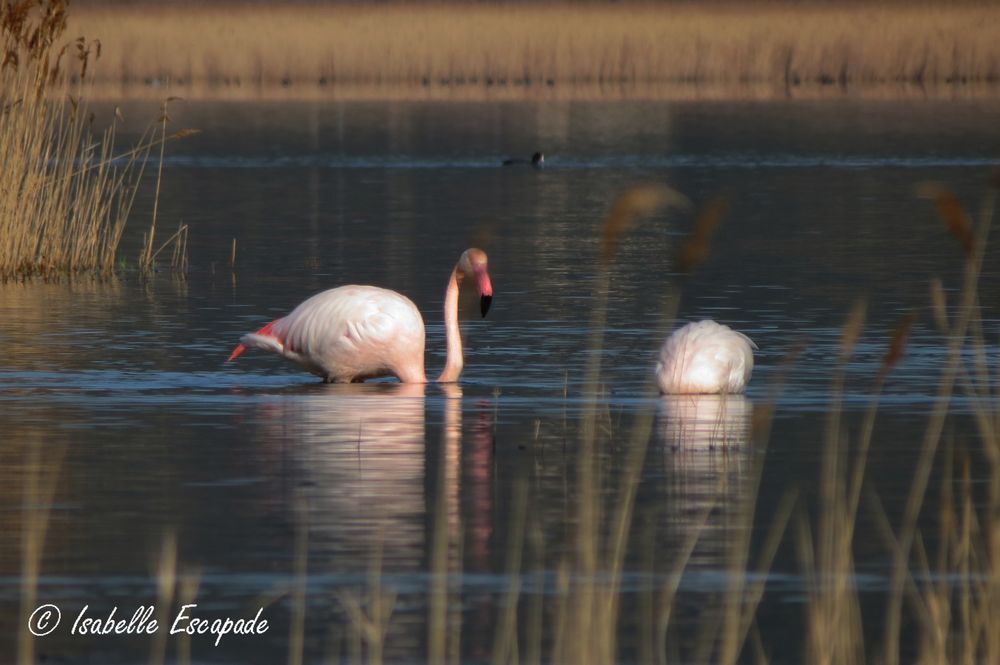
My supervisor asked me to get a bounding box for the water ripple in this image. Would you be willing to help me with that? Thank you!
[156,153,1000,170]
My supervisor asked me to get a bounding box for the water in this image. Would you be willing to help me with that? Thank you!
[2,98,1000,664]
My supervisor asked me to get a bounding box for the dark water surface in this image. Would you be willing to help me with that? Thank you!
[3,98,1000,664]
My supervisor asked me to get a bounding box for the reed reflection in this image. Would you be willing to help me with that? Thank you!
[1,281,121,371]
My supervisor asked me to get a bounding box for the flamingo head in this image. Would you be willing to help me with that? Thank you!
[458,248,493,317]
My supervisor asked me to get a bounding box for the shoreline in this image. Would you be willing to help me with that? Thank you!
[69,80,1000,103]
[65,2,1000,100]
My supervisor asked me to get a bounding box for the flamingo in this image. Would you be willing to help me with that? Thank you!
[228,248,493,383]
[655,320,757,394]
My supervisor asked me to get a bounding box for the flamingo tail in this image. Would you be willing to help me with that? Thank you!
[228,319,282,361]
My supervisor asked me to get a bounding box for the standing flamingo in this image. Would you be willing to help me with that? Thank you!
[655,320,756,394]
[228,248,493,383]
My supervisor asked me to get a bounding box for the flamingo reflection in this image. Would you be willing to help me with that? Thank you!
[249,382,497,662]
[658,394,753,453]
[253,383,434,567]
[654,394,754,571]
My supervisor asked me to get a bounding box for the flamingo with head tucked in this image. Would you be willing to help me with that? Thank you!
[655,320,756,394]
[228,248,493,383]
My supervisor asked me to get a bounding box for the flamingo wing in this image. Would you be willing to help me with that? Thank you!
[272,285,426,382]
[229,247,492,384]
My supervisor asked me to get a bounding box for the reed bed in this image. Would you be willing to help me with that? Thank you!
[0,0,197,279]
[0,0,144,278]
[66,2,1000,99]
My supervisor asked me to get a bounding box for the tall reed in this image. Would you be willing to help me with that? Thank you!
[0,0,147,279]
[880,180,999,665]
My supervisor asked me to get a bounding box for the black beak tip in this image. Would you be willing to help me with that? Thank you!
[481,295,493,318]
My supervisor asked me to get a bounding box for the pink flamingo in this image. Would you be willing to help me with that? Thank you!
[655,320,756,394]
[228,248,493,383]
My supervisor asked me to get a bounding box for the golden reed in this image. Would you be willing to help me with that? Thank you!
[67,2,1000,99]
[1,0,142,279]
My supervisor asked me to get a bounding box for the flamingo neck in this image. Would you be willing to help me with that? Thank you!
[436,268,464,383]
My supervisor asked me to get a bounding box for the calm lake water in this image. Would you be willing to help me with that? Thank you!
[2,97,1000,664]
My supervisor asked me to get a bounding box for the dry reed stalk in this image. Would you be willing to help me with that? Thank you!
[491,479,528,665]
[599,185,690,264]
[549,185,679,665]
[916,182,975,258]
[142,221,190,275]
[904,184,1000,665]
[140,98,174,273]
[550,185,794,665]
[289,494,308,665]
[16,436,66,665]
[64,2,1000,96]
[675,197,727,275]
[176,568,203,665]
[71,79,1000,103]
[714,478,795,665]
[796,300,881,665]
[871,446,999,665]
[1,0,151,278]
[523,518,545,665]
[880,183,995,665]
[334,542,397,665]
[149,529,177,665]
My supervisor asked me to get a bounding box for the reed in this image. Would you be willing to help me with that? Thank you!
[904,182,998,665]
[15,435,66,665]
[65,2,1000,98]
[0,0,152,279]
[137,97,194,277]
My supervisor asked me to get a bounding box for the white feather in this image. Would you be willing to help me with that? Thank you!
[655,320,757,394]
[272,285,425,383]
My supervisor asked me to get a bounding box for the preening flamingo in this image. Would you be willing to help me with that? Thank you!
[228,248,493,383]
[655,320,756,394]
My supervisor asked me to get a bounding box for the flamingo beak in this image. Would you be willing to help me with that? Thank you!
[475,266,493,318]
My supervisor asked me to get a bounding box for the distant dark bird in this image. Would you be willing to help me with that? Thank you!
[502,152,544,167]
